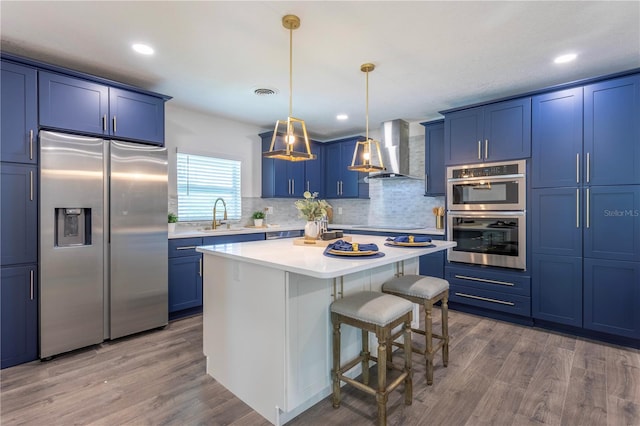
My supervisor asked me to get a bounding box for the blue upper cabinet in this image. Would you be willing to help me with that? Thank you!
[39,71,165,145]
[260,132,307,198]
[324,137,368,198]
[422,120,445,196]
[39,71,109,135]
[584,74,640,186]
[532,87,583,188]
[444,97,531,165]
[109,88,165,145]
[304,141,324,196]
[1,61,38,164]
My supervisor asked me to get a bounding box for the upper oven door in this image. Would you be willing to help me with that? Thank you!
[447,160,526,211]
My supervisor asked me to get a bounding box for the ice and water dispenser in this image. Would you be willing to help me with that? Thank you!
[55,208,91,247]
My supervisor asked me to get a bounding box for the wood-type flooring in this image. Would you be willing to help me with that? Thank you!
[1,309,639,425]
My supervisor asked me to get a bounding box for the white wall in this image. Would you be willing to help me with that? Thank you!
[164,103,265,203]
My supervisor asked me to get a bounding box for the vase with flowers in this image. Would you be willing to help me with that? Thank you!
[295,191,331,240]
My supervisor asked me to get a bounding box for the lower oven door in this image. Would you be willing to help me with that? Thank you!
[447,211,526,270]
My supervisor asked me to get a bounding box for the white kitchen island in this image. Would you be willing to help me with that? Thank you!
[197,236,455,425]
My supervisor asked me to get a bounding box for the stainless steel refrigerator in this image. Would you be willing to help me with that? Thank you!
[39,131,168,358]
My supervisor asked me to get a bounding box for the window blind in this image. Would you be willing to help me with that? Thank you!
[177,152,241,222]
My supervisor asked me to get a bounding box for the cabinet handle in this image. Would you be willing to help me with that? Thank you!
[30,269,34,300]
[292,179,295,194]
[484,139,489,159]
[454,274,515,286]
[112,116,117,133]
[29,130,34,160]
[29,170,33,201]
[477,141,482,160]
[176,246,197,250]
[306,181,310,192]
[199,258,202,277]
[337,181,340,195]
[586,187,590,229]
[576,153,580,184]
[586,152,590,183]
[340,181,343,195]
[576,189,580,228]
[102,115,107,131]
[455,292,515,306]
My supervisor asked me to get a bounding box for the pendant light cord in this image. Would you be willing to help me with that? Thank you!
[289,26,293,118]
[365,69,369,141]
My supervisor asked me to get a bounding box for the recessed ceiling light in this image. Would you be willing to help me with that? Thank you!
[132,43,154,55]
[336,114,348,120]
[554,53,577,64]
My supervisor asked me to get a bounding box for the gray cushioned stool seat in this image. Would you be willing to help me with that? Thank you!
[382,275,449,299]
[330,291,413,326]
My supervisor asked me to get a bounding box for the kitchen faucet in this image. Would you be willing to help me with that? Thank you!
[212,198,228,229]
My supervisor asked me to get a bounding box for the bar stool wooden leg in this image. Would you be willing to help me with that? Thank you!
[332,318,341,408]
[376,331,388,426]
[361,329,370,385]
[442,294,449,367]
[403,317,413,406]
[425,300,434,385]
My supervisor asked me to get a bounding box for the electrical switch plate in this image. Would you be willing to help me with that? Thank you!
[265,206,274,214]
[337,207,343,214]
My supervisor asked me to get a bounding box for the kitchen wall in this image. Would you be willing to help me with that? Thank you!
[165,103,444,229]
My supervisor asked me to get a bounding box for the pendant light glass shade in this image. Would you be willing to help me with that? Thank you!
[348,63,385,172]
[263,15,316,162]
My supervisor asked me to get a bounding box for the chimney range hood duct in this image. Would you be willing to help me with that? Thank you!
[364,119,421,181]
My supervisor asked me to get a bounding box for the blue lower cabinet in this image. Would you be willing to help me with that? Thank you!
[445,265,531,317]
[1,265,38,369]
[168,255,202,313]
[531,254,583,327]
[584,258,640,339]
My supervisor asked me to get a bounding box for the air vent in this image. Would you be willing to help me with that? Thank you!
[254,88,278,96]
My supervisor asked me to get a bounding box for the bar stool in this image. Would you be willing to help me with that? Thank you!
[331,291,413,426]
[382,275,449,385]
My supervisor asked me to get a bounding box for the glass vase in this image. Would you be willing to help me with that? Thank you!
[304,220,319,240]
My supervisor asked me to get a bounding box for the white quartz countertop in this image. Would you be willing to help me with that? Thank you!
[170,224,444,239]
[196,235,455,279]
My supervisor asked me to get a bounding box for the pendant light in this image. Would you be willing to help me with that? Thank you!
[348,63,385,172]
[263,14,316,162]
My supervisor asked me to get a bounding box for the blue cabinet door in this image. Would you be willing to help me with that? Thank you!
[261,132,305,198]
[1,163,37,266]
[1,265,38,369]
[584,74,640,186]
[324,143,341,198]
[532,87,583,188]
[444,107,483,165]
[583,185,640,262]
[531,188,582,257]
[340,140,360,197]
[482,97,531,161]
[39,71,109,136]
[168,255,202,313]
[423,120,445,196]
[531,254,582,327]
[109,88,165,145]
[1,61,37,164]
[305,141,324,196]
[584,258,640,339]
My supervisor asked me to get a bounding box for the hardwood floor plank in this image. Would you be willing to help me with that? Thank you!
[514,345,574,425]
[605,347,640,403]
[573,338,607,375]
[606,395,640,426]
[465,379,526,426]
[494,335,546,390]
[560,366,607,425]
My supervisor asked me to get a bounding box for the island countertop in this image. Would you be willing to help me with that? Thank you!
[196,235,456,279]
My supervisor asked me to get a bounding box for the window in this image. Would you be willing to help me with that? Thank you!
[177,152,241,222]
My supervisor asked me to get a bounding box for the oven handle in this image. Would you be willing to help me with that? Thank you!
[447,174,524,183]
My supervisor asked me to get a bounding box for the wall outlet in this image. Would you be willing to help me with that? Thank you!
[337,207,343,215]
[265,206,274,214]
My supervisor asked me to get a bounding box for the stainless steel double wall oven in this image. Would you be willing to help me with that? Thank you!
[447,160,527,270]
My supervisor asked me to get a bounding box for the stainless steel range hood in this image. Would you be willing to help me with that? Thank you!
[365,119,421,180]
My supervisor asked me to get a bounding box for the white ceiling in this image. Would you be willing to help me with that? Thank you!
[1,1,639,140]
